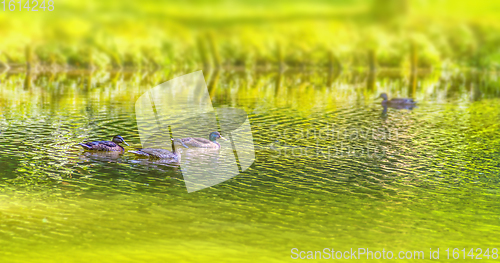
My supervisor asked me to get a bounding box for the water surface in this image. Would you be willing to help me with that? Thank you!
[1,69,500,262]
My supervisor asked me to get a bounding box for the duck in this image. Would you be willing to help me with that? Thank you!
[129,138,188,162]
[79,135,129,151]
[378,93,416,105]
[174,131,227,149]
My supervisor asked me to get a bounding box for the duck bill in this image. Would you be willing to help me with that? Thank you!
[178,140,189,148]
[220,136,228,141]
[123,141,130,146]
[172,138,189,148]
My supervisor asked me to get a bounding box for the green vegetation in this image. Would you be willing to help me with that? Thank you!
[1,0,500,70]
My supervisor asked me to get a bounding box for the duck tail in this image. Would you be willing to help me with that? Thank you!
[128,150,149,157]
[78,143,92,150]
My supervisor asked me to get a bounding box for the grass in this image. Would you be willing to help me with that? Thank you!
[1,0,500,70]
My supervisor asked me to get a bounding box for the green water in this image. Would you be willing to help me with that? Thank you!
[1,69,500,262]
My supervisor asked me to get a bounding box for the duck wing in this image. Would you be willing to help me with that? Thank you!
[179,137,217,148]
[79,143,94,150]
[79,141,121,151]
[389,98,416,104]
[129,149,151,157]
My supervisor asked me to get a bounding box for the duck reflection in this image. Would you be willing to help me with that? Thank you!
[177,147,222,166]
[381,103,417,119]
[79,151,123,162]
[128,157,184,170]
[177,139,240,192]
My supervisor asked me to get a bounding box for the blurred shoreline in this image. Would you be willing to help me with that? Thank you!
[1,1,500,71]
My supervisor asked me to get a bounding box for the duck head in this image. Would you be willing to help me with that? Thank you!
[209,131,227,142]
[378,93,389,101]
[112,135,129,146]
